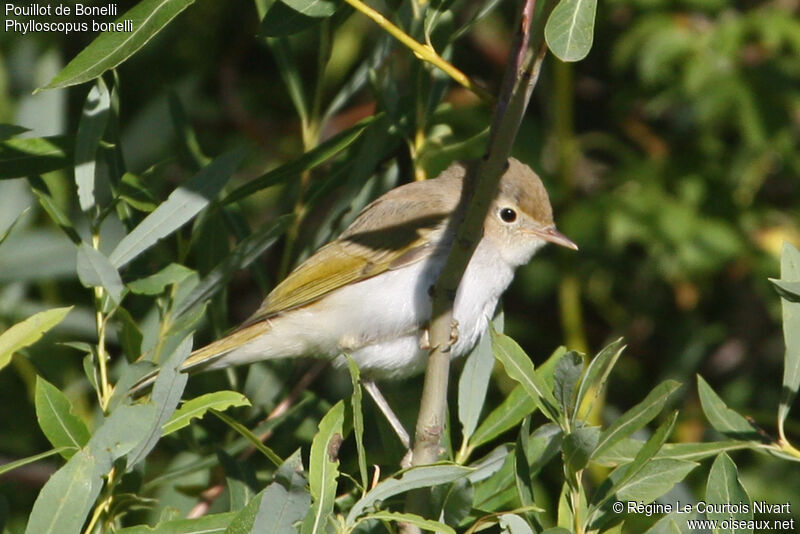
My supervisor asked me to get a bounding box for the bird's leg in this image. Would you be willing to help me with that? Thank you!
[363,379,411,452]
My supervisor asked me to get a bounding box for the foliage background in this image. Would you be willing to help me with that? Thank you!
[0,0,798,531]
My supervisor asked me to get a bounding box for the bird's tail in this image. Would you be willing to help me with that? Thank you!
[129,321,272,397]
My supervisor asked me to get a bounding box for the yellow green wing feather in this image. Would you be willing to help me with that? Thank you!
[243,176,463,325]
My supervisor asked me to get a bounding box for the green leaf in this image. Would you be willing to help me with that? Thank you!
[0,206,29,249]
[76,243,125,305]
[23,449,103,534]
[346,465,472,525]
[302,401,345,534]
[459,328,496,443]
[25,403,157,534]
[592,411,678,511]
[211,409,283,467]
[110,149,245,268]
[591,380,681,460]
[609,460,697,509]
[0,123,29,140]
[162,390,250,436]
[128,263,195,295]
[254,481,312,534]
[573,338,625,420]
[778,242,800,436]
[469,385,537,450]
[553,350,584,419]
[514,419,535,512]
[281,0,339,18]
[75,78,111,212]
[0,307,72,371]
[346,357,368,494]
[545,0,597,62]
[43,0,197,89]
[27,176,82,244]
[127,336,192,468]
[562,426,600,474]
[0,447,70,476]
[221,116,376,205]
[172,214,292,319]
[697,375,760,441]
[593,438,753,466]
[499,514,535,534]
[34,376,90,459]
[469,347,564,451]
[770,279,800,303]
[359,511,456,534]
[705,453,752,532]
[117,513,236,533]
[0,136,73,178]
[491,329,561,424]
[260,0,322,37]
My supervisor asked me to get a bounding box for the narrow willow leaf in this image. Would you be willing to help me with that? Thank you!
[359,511,456,534]
[260,0,321,37]
[611,460,697,507]
[592,411,678,510]
[34,376,90,459]
[0,136,72,178]
[0,206,29,249]
[346,357,368,493]
[562,426,600,474]
[110,149,244,268]
[591,380,681,460]
[253,481,312,534]
[76,243,125,305]
[43,0,197,89]
[25,403,157,534]
[491,329,561,423]
[545,0,597,62]
[23,449,102,534]
[211,409,283,467]
[217,451,256,511]
[499,514,535,534]
[162,391,251,436]
[469,385,536,450]
[778,242,800,434]
[127,336,192,468]
[128,263,194,295]
[0,123,29,140]
[459,329,495,442]
[75,78,111,212]
[705,453,752,530]
[553,350,584,418]
[0,307,72,371]
[346,465,472,525]
[514,418,534,511]
[117,512,236,533]
[573,338,625,420]
[281,0,339,18]
[270,38,308,128]
[0,447,69,476]
[770,279,800,303]
[302,401,345,534]
[221,116,376,205]
[468,347,565,453]
[172,214,292,319]
[593,438,752,466]
[27,176,82,244]
[697,375,760,441]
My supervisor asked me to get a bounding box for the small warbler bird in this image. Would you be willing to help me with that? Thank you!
[135,158,575,393]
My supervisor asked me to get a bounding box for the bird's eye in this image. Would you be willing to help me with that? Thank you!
[499,207,517,223]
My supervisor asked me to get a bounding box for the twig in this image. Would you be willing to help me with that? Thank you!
[341,0,493,103]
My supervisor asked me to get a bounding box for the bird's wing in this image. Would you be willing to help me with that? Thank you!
[243,188,458,325]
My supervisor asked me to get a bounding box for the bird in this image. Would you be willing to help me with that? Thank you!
[132,158,576,438]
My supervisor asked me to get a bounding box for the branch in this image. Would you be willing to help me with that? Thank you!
[404,0,556,523]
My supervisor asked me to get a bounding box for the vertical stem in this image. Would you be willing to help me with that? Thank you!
[91,232,112,412]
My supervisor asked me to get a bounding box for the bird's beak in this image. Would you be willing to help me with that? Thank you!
[534,226,578,250]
